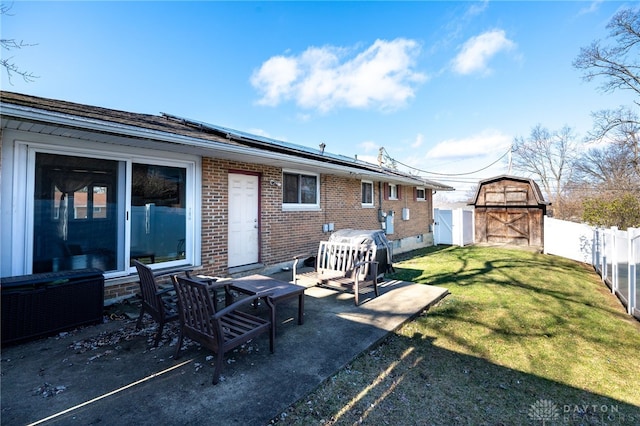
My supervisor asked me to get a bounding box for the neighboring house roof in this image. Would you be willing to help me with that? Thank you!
[469,174,549,206]
[0,91,453,191]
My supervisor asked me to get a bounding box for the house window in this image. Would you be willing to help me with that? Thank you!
[29,150,195,276]
[389,184,398,200]
[416,187,426,201]
[283,171,319,209]
[362,181,374,206]
[53,184,109,220]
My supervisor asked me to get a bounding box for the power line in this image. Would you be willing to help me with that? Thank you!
[382,146,512,177]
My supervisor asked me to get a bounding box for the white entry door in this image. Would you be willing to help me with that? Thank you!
[228,173,259,267]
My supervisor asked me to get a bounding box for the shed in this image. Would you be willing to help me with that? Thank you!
[470,175,549,248]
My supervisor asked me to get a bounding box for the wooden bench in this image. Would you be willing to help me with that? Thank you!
[293,241,379,305]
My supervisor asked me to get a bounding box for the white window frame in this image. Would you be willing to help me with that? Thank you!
[5,131,201,278]
[361,180,374,207]
[389,183,398,200]
[282,169,320,211]
[416,186,426,201]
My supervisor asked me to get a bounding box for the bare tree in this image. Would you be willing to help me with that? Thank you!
[511,125,578,219]
[574,7,639,171]
[574,142,639,192]
[586,107,639,175]
[573,7,640,106]
[1,4,38,83]
[464,185,478,203]
[570,7,640,227]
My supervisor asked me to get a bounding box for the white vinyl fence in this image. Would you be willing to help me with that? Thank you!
[544,216,640,319]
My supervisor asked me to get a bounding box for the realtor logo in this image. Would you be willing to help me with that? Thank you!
[528,399,560,424]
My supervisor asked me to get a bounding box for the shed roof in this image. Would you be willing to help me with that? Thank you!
[469,174,549,206]
[0,91,453,191]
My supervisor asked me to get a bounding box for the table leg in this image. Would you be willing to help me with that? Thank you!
[266,297,276,343]
[297,293,304,325]
[224,286,234,306]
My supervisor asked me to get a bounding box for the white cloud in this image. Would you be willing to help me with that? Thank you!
[359,140,379,153]
[452,29,515,75]
[251,38,427,113]
[465,0,489,17]
[250,56,299,106]
[426,129,511,160]
[411,133,424,149]
[578,0,603,16]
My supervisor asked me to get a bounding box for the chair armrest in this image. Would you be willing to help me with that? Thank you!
[156,287,173,296]
[212,294,272,320]
[353,260,378,269]
[153,267,194,279]
[293,257,300,281]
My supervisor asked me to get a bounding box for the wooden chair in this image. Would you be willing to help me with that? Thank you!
[171,275,274,384]
[294,242,380,305]
[324,250,379,306]
[133,260,180,347]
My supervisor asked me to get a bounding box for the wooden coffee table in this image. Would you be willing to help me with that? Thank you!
[229,274,305,328]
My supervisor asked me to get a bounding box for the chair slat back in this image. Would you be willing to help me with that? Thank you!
[172,276,217,339]
[353,244,375,280]
[133,260,164,316]
[317,241,360,273]
[317,241,375,279]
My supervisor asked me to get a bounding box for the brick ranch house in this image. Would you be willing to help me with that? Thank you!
[0,91,453,303]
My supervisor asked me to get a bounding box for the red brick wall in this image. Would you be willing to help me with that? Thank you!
[200,158,433,277]
[379,184,434,239]
[104,281,140,301]
[104,158,434,300]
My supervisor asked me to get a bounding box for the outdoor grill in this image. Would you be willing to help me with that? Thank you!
[328,229,394,276]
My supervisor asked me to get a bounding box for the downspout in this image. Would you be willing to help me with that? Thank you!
[378,181,384,231]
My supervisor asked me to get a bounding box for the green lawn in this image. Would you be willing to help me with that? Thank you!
[276,245,640,425]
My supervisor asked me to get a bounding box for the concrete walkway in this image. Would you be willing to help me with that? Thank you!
[1,277,448,426]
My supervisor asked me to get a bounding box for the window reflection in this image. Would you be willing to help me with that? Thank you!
[130,164,186,265]
[33,153,118,273]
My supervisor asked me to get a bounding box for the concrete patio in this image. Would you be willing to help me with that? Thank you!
[1,275,448,426]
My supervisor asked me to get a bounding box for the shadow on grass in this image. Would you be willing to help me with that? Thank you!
[373,245,640,406]
[390,245,634,325]
[272,245,640,424]
[283,331,640,425]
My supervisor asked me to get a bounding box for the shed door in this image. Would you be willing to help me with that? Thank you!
[228,173,259,267]
[486,208,529,245]
[434,208,453,245]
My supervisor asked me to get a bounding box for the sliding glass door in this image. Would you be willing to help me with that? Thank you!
[33,153,121,273]
[130,163,187,266]
[30,150,195,275]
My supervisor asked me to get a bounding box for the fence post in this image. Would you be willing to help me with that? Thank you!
[592,227,599,272]
[593,228,602,273]
[434,208,440,245]
[611,226,618,294]
[598,228,607,281]
[602,228,608,285]
[454,208,463,247]
[629,228,639,315]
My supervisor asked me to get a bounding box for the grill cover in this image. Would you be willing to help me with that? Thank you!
[328,229,393,274]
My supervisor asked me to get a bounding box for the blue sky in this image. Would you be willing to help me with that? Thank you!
[2,1,637,199]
